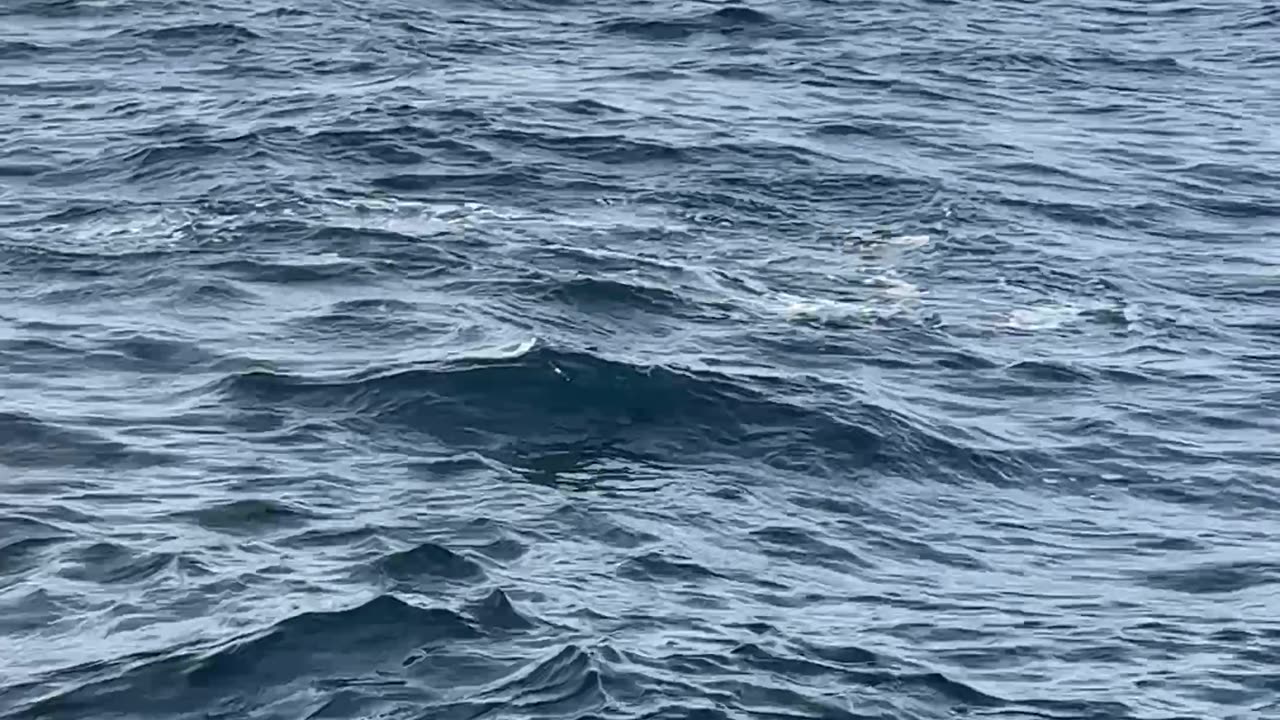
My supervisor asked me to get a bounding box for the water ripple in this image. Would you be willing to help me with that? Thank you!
[2,0,1277,718]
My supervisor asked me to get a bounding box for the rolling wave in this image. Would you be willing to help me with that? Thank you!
[213,342,885,469]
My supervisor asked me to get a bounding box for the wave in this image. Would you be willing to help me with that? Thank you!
[305,126,494,168]
[412,130,870,191]
[0,516,71,550]
[92,331,227,373]
[466,588,535,630]
[210,342,886,471]
[206,342,1046,489]
[2,330,252,390]
[0,411,176,470]
[372,169,534,194]
[1139,560,1280,595]
[127,22,262,45]
[55,542,179,586]
[213,217,478,270]
[613,636,1137,719]
[618,551,725,583]
[551,98,626,117]
[1004,359,1098,386]
[286,297,433,340]
[513,274,697,319]
[0,41,47,59]
[749,525,874,571]
[1230,5,1280,30]
[373,541,488,583]
[6,595,485,718]
[174,499,318,536]
[35,133,280,189]
[203,255,377,284]
[0,518,72,579]
[550,504,660,550]
[0,0,106,19]
[598,6,789,42]
[438,644,607,717]
[4,591,558,718]
[488,128,686,165]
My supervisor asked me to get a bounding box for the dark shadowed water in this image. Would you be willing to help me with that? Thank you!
[2,1,1278,718]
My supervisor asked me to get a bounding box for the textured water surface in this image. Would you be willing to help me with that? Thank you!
[2,1,1278,718]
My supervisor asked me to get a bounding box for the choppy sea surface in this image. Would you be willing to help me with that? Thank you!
[2,1,1278,718]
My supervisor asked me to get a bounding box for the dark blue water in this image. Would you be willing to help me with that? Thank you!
[2,1,1278,718]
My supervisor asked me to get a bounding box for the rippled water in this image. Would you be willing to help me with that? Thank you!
[2,1,1278,718]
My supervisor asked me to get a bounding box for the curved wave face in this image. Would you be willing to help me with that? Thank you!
[2,1,1277,718]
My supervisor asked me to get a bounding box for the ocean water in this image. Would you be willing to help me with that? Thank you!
[2,0,1278,718]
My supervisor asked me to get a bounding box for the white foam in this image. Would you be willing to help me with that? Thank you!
[28,206,200,256]
[778,295,877,324]
[864,274,924,301]
[837,228,932,253]
[1002,304,1080,331]
[288,251,350,267]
